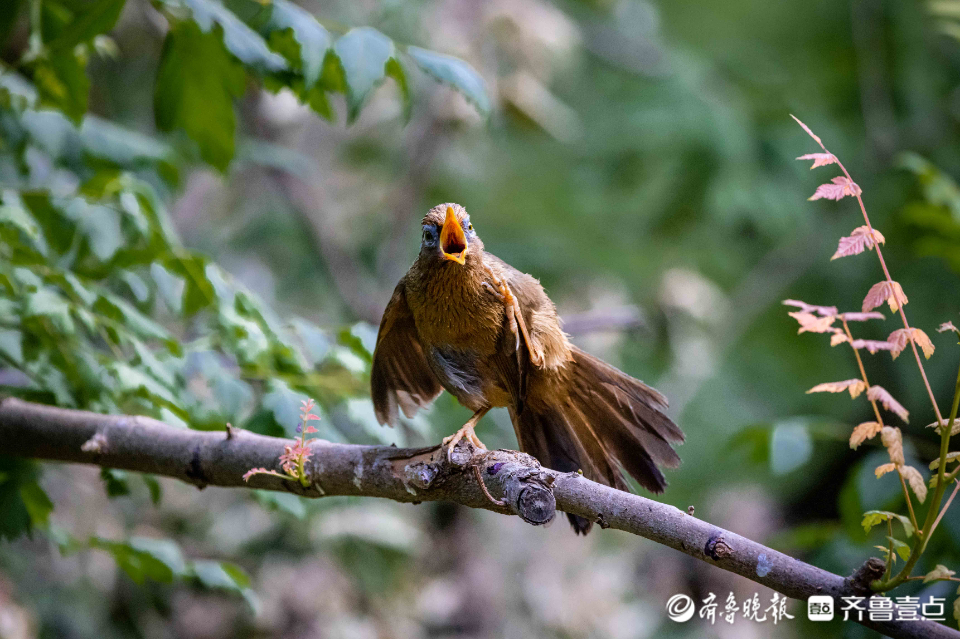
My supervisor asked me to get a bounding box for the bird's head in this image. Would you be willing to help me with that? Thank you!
[419,203,482,266]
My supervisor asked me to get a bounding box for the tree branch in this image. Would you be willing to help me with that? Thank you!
[0,397,955,639]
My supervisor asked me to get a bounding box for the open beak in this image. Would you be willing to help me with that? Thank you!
[439,206,468,265]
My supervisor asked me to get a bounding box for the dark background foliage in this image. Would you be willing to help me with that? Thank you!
[4,0,960,636]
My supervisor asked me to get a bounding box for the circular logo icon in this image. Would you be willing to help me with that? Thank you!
[666,594,695,622]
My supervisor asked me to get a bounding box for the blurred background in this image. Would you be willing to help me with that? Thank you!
[5,0,960,637]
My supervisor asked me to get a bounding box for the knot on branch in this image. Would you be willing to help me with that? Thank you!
[705,532,733,561]
[846,557,886,595]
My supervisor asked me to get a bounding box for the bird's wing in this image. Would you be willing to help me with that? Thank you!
[484,254,573,414]
[485,254,572,371]
[371,280,443,426]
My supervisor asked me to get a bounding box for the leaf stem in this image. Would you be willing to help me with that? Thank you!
[885,518,895,581]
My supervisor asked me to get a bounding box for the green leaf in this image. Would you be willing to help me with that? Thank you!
[109,362,183,413]
[100,468,131,497]
[385,56,409,121]
[93,293,177,351]
[191,560,250,591]
[19,480,53,528]
[142,474,162,505]
[862,510,915,538]
[155,20,245,171]
[0,199,48,257]
[0,458,36,540]
[33,50,90,123]
[61,198,123,262]
[267,0,329,87]
[0,329,24,365]
[252,489,306,519]
[24,288,75,335]
[164,254,216,315]
[47,0,126,51]
[407,45,490,115]
[887,536,911,562]
[925,564,956,583]
[94,536,186,584]
[183,0,286,72]
[334,27,394,122]
[262,378,308,436]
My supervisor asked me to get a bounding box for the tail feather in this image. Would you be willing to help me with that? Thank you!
[511,346,683,534]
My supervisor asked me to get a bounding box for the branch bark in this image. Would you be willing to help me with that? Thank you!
[0,397,955,639]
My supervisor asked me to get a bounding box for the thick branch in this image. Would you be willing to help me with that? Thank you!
[0,397,954,639]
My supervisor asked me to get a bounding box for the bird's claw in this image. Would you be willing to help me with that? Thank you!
[482,269,544,367]
[441,423,487,462]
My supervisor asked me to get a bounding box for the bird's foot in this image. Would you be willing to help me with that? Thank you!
[441,409,489,462]
[481,275,544,368]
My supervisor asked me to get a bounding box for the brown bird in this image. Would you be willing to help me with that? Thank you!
[371,203,683,533]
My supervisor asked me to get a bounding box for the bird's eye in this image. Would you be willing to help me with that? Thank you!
[467,223,473,231]
[422,227,437,245]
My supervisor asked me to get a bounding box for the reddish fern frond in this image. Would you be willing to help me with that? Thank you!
[809,176,862,201]
[881,426,906,465]
[850,421,883,449]
[831,226,885,260]
[782,299,839,317]
[901,465,928,503]
[870,387,910,423]
[791,114,824,147]
[875,462,898,478]
[807,379,866,399]
[888,328,935,360]
[797,152,838,169]
[788,311,836,334]
[838,311,885,322]
[850,339,895,354]
[862,281,908,313]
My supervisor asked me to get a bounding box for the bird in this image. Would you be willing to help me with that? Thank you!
[371,203,683,534]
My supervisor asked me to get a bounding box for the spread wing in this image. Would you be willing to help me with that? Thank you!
[371,280,443,426]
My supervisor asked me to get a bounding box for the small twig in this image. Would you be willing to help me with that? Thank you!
[225,423,234,440]
[472,464,505,506]
[927,479,960,544]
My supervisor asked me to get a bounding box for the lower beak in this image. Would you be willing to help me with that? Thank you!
[439,206,468,265]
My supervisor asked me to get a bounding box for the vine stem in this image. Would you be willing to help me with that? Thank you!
[794,117,943,425]
[841,319,919,531]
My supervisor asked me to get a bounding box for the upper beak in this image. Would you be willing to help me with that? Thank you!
[439,206,468,265]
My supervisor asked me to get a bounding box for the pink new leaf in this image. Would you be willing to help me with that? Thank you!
[782,299,838,317]
[901,465,927,503]
[791,114,825,148]
[850,421,882,449]
[831,226,886,260]
[862,281,908,313]
[888,328,934,360]
[788,311,836,334]
[807,379,866,399]
[809,176,862,202]
[304,425,318,433]
[880,426,905,465]
[243,468,268,481]
[830,330,848,347]
[850,339,896,354]
[797,153,838,169]
[875,462,897,478]
[838,311,885,322]
[869,386,910,423]
[938,321,959,334]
